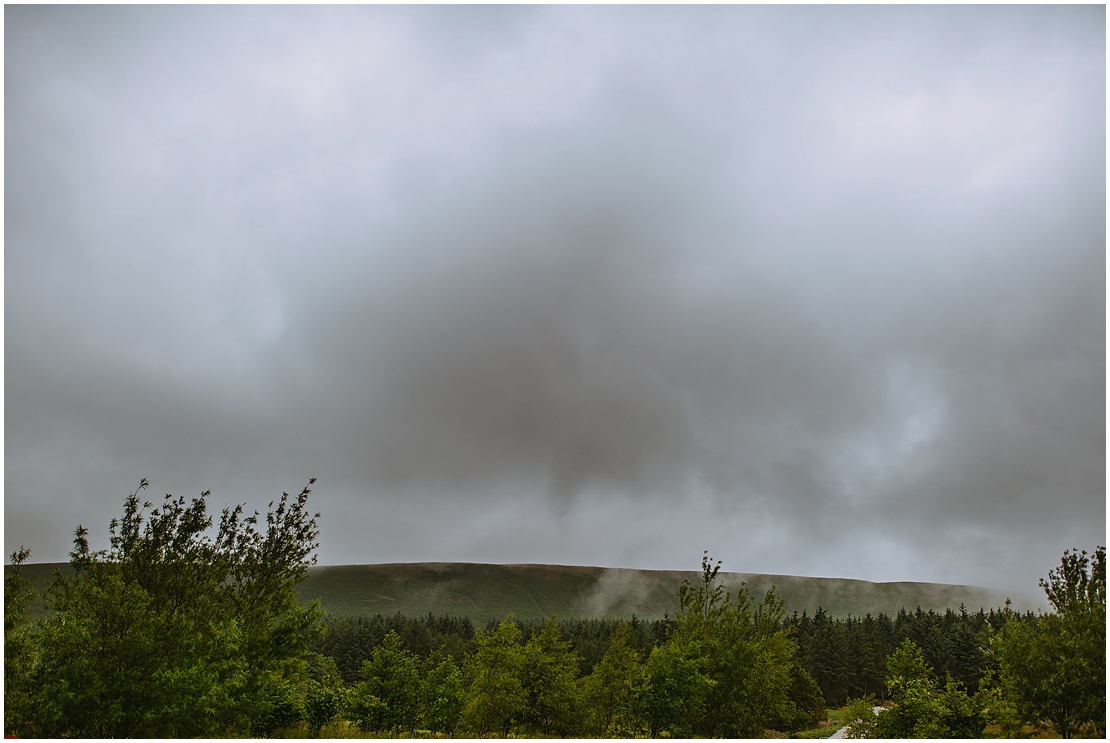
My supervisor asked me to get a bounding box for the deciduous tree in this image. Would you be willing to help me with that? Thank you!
[10,478,323,738]
[582,622,643,736]
[520,618,583,736]
[459,618,526,737]
[993,546,1105,738]
[4,547,37,736]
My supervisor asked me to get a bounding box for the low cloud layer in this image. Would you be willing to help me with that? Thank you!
[6,6,1104,595]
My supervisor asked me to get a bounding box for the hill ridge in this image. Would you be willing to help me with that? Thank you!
[8,561,1044,620]
[300,561,1044,620]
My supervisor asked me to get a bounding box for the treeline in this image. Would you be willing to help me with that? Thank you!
[4,479,1105,738]
[301,604,1053,737]
[314,612,678,683]
[313,604,1033,709]
[788,603,1040,707]
[297,553,825,737]
[843,547,1105,739]
[301,553,1102,738]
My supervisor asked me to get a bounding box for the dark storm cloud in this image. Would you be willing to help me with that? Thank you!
[307,128,872,504]
[5,5,1103,594]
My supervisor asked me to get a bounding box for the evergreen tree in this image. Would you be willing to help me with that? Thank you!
[350,630,422,733]
[807,607,849,706]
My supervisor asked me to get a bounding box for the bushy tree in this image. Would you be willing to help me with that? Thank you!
[304,681,344,736]
[636,552,798,738]
[6,478,324,738]
[878,638,943,738]
[250,669,304,737]
[459,618,527,737]
[301,652,347,736]
[783,662,826,731]
[636,632,713,737]
[582,622,643,736]
[520,618,583,736]
[350,629,422,733]
[847,638,985,739]
[421,647,463,734]
[992,547,1105,738]
[843,695,879,739]
[4,547,37,736]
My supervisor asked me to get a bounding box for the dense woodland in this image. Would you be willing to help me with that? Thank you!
[4,481,1105,738]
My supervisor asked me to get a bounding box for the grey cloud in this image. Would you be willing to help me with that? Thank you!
[5,5,1103,594]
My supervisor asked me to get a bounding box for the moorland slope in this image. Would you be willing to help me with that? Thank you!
[302,562,1041,620]
[11,561,1042,621]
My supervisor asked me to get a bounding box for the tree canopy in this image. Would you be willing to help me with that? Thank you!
[6,514,1104,739]
[4,478,323,738]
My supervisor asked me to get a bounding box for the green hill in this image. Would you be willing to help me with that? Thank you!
[8,561,1042,621]
[300,562,1042,620]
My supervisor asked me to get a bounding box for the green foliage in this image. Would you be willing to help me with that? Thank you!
[637,633,713,737]
[846,638,987,739]
[874,639,985,738]
[783,660,826,731]
[992,546,1106,738]
[1041,546,1106,616]
[881,668,944,739]
[634,552,799,738]
[4,547,37,736]
[421,648,463,734]
[975,667,1025,737]
[801,607,850,706]
[459,618,527,737]
[352,630,422,733]
[5,478,324,738]
[937,674,989,738]
[250,669,304,737]
[741,592,799,734]
[789,602,1017,709]
[520,618,583,736]
[582,622,644,736]
[14,533,1099,739]
[304,680,344,736]
[886,637,932,683]
[843,695,879,739]
[316,612,476,683]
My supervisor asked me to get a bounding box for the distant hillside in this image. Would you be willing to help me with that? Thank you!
[300,562,1042,620]
[8,561,1043,621]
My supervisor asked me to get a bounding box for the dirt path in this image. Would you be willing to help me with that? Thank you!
[828,706,885,738]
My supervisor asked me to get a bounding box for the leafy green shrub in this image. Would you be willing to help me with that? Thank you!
[5,478,323,738]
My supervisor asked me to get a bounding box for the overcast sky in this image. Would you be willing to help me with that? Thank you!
[5,5,1104,595]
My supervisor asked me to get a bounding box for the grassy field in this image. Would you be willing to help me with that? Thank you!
[9,560,1041,621]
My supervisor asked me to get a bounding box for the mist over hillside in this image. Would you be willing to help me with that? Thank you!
[3,559,1049,622]
[301,562,1043,620]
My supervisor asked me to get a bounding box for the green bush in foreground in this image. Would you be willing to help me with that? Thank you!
[5,478,324,738]
[845,546,1106,739]
[992,546,1105,738]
